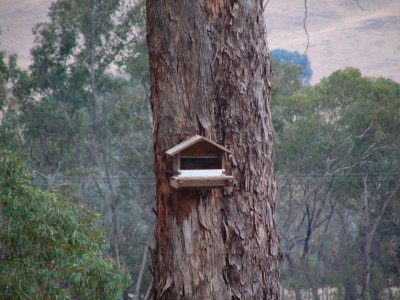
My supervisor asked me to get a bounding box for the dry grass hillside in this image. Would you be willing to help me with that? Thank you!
[0,0,52,69]
[265,0,400,83]
[0,0,399,84]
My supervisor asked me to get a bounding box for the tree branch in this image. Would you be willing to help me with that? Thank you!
[354,0,366,11]
[303,0,310,55]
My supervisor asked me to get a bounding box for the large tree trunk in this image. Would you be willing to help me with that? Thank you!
[146,1,281,299]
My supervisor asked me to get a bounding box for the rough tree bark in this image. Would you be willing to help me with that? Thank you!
[146,1,281,299]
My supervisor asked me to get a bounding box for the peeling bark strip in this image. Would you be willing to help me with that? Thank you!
[146,1,281,299]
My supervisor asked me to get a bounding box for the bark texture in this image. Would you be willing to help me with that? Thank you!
[146,1,281,299]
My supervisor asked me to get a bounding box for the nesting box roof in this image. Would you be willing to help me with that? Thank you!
[166,135,232,156]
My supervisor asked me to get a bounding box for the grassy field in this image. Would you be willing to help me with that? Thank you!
[0,0,51,69]
[265,0,400,83]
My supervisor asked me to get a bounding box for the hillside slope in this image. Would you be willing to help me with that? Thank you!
[265,0,400,83]
[0,0,399,84]
[0,0,51,69]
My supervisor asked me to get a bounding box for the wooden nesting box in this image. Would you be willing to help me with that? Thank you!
[166,135,234,189]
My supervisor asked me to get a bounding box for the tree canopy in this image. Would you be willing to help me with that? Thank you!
[272,66,400,299]
[270,49,313,84]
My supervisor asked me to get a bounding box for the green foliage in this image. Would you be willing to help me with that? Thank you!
[0,46,30,154]
[0,50,22,111]
[0,52,7,110]
[275,68,400,175]
[270,59,303,100]
[0,150,129,299]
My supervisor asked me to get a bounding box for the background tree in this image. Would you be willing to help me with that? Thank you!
[270,49,312,85]
[272,67,400,299]
[0,38,29,153]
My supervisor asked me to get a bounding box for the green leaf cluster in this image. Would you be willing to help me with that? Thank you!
[0,150,129,299]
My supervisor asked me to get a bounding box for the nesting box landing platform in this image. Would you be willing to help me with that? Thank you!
[166,135,234,189]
